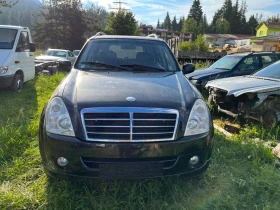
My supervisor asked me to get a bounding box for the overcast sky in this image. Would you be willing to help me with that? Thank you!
[83,0,280,26]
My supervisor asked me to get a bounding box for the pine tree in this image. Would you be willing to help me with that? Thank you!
[156,19,160,29]
[34,0,87,50]
[172,16,177,31]
[105,9,138,35]
[163,12,171,30]
[246,15,258,35]
[188,0,203,24]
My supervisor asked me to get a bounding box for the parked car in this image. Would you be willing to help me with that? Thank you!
[0,25,35,91]
[72,50,80,57]
[39,34,214,179]
[185,52,280,89]
[206,60,280,127]
[35,49,76,71]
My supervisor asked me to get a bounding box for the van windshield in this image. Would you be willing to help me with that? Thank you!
[0,29,17,49]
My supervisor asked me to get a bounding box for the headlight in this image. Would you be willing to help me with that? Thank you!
[0,66,8,75]
[184,99,210,136]
[190,79,201,85]
[45,97,75,136]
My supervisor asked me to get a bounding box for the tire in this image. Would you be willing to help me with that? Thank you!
[51,66,58,75]
[10,73,23,91]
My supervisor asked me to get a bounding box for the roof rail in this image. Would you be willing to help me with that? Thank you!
[95,32,107,36]
[147,34,159,39]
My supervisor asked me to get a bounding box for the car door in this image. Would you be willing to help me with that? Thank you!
[16,31,34,81]
[233,55,260,76]
[67,51,76,65]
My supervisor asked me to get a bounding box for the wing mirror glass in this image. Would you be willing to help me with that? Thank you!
[29,43,36,52]
[182,63,195,74]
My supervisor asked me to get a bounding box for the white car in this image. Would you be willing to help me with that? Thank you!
[35,49,76,71]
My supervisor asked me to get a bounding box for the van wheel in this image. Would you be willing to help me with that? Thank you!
[11,74,23,91]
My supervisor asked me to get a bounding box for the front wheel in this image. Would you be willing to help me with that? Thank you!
[10,73,23,91]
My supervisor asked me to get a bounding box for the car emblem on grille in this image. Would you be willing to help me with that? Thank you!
[126,97,136,102]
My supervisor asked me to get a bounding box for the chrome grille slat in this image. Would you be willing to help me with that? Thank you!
[85,118,129,121]
[81,107,179,142]
[133,119,176,121]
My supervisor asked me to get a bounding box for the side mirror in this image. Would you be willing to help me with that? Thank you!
[29,43,36,52]
[182,63,195,74]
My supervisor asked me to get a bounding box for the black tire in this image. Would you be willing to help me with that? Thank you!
[10,73,23,91]
[51,66,58,75]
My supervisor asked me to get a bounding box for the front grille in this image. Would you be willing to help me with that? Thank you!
[81,107,179,142]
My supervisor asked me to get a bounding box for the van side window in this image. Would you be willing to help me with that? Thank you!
[16,32,30,52]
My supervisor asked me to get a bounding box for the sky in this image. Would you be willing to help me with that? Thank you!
[82,0,280,27]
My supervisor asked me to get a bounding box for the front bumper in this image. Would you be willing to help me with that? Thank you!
[39,130,214,179]
[35,60,71,71]
[0,74,14,89]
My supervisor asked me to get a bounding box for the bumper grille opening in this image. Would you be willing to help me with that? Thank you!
[81,108,179,142]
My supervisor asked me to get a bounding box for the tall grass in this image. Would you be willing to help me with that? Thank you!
[0,72,280,209]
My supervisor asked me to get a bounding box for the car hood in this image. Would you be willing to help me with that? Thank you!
[185,68,227,79]
[35,55,68,61]
[206,76,280,96]
[60,70,198,111]
[0,50,11,66]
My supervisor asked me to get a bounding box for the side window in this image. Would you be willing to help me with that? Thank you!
[16,32,30,52]
[237,56,260,71]
[261,55,275,68]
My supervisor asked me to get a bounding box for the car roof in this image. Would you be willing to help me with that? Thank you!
[227,51,280,57]
[0,25,28,30]
[88,35,166,43]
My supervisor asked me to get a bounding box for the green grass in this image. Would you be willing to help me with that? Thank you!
[0,73,280,209]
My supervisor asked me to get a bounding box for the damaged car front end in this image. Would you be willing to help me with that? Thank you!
[206,61,280,127]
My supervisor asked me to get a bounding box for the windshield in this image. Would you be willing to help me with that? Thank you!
[75,38,180,72]
[44,50,67,58]
[0,29,17,49]
[210,55,243,70]
[253,61,280,79]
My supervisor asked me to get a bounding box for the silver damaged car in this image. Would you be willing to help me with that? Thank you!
[206,60,280,127]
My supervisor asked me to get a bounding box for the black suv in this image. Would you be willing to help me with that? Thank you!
[39,34,214,179]
[185,52,280,89]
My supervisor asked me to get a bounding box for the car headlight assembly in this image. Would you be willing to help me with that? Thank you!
[184,99,210,136]
[45,97,75,137]
[0,66,8,75]
[190,79,202,85]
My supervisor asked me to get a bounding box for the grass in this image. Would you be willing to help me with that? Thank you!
[0,72,280,209]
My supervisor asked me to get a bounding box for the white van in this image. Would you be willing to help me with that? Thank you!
[0,25,35,91]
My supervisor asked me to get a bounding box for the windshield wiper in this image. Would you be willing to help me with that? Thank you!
[215,67,230,70]
[120,64,166,72]
[80,61,128,71]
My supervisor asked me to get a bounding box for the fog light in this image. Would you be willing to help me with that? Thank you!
[189,156,199,166]
[57,157,68,167]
